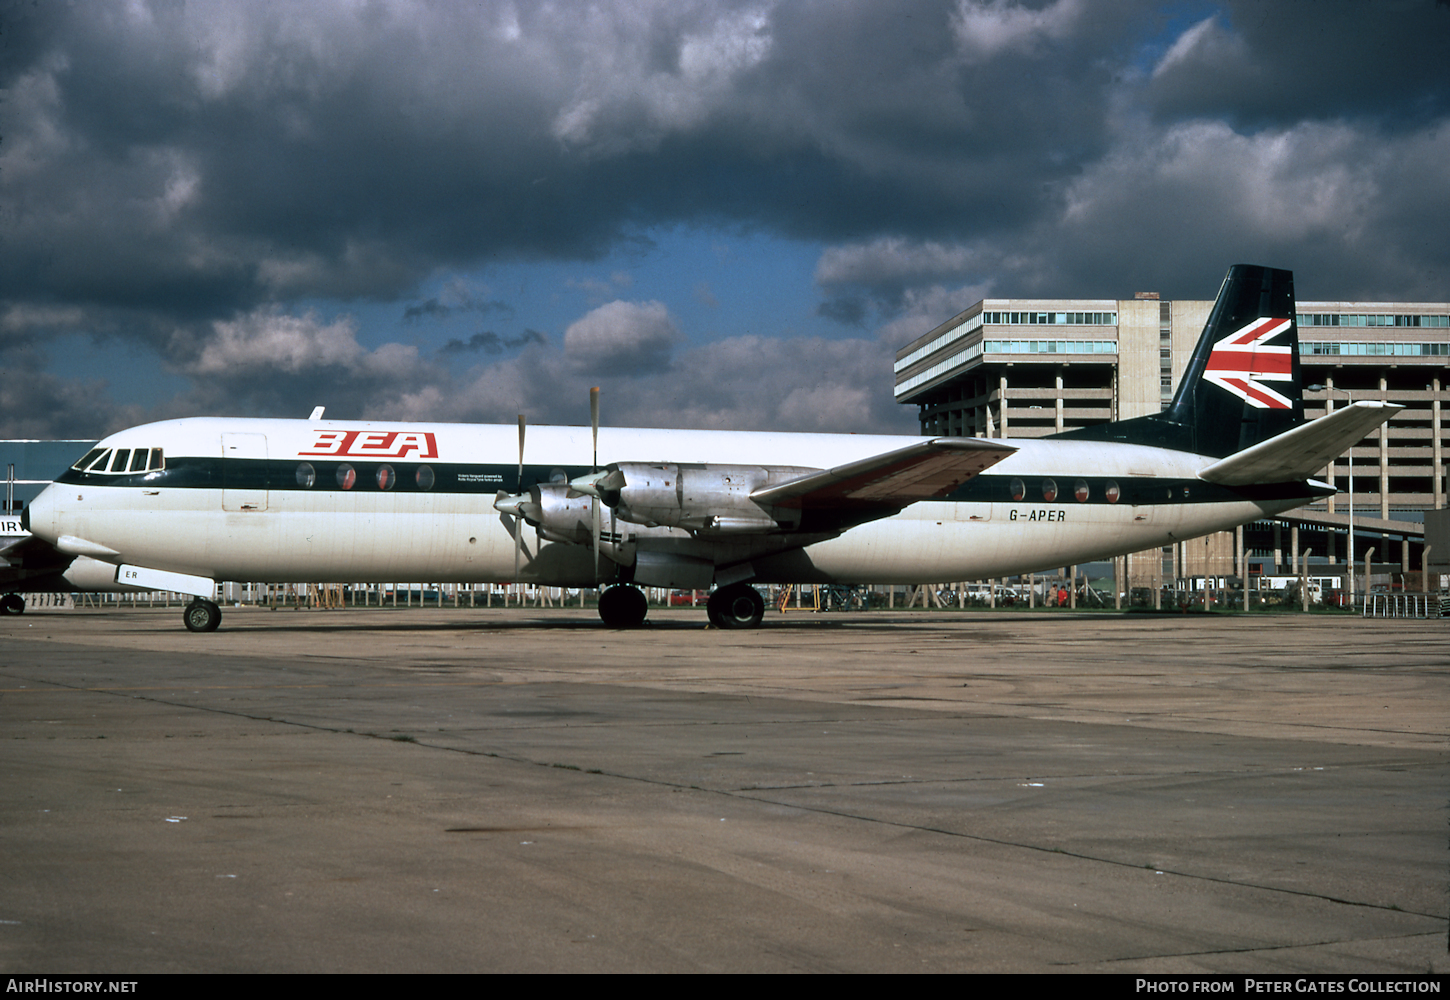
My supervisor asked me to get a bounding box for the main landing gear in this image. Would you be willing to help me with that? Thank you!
[593,582,767,629]
[183,598,222,633]
[706,583,765,629]
[597,584,648,628]
[0,593,24,615]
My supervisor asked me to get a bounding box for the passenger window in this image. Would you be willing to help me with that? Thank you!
[296,463,316,488]
[1041,478,1058,502]
[415,465,435,490]
[336,464,356,490]
[376,464,395,490]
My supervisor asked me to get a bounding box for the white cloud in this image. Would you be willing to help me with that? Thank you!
[551,3,774,152]
[1,304,86,336]
[874,282,995,348]
[563,299,681,375]
[620,334,913,433]
[193,309,366,375]
[1151,16,1248,80]
[815,238,983,289]
[1061,119,1380,243]
[951,0,1083,62]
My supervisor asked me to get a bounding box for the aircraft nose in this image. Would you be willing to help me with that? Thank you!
[25,484,59,543]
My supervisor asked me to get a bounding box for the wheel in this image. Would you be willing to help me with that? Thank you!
[183,599,222,632]
[597,585,648,628]
[706,583,765,629]
[0,593,24,615]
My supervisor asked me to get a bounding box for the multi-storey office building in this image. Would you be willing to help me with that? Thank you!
[894,295,1448,587]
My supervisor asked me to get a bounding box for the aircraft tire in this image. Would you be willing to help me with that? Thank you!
[707,583,764,629]
[597,584,647,628]
[183,599,222,633]
[0,593,24,615]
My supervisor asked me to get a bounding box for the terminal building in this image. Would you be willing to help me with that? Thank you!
[894,292,1450,590]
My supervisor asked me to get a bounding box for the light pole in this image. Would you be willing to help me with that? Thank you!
[1312,384,1355,605]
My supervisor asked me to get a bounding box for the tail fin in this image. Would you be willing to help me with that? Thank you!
[1055,264,1304,457]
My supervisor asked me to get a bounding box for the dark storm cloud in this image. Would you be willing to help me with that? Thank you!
[438,329,547,356]
[1145,2,1450,132]
[0,0,1156,329]
[404,297,515,323]
[817,296,868,327]
[2,0,1448,435]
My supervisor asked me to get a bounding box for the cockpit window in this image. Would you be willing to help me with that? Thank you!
[71,447,164,474]
[74,449,108,471]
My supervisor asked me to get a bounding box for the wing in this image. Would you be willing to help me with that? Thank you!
[751,437,1016,512]
[541,437,1017,543]
[0,533,76,591]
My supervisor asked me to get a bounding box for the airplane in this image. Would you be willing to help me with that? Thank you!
[6,264,1398,632]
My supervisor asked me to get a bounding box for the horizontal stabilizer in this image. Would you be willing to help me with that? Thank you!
[753,437,1016,510]
[1197,401,1400,486]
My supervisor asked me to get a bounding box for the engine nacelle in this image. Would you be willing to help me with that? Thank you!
[518,482,594,545]
[604,463,813,533]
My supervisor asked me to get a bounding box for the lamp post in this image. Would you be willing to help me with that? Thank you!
[1311,385,1355,605]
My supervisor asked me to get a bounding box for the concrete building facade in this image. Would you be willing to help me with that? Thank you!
[894,294,1449,590]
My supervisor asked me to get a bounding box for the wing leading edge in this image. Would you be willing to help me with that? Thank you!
[752,437,1016,512]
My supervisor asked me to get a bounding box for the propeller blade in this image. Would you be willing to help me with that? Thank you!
[590,386,600,470]
[514,415,526,583]
[590,387,600,585]
[516,414,526,490]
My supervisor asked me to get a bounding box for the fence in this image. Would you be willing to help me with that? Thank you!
[1361,593,1449,618]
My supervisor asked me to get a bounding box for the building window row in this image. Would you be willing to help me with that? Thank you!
[895,343,985,397]
[983,311,1117,326]
[984,340,1118,355]
[894,313,983,372]
[1299,313,1450,328]
[1303,341,1450,357]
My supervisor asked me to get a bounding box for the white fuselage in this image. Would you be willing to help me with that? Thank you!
[26,417,1308,588]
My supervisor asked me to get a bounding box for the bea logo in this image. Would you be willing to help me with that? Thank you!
[300,430,439,459]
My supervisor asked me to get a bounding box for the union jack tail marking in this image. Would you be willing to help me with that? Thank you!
[1203,317,1294,409]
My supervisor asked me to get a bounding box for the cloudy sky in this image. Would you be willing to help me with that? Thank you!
[3,0,1448,439]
